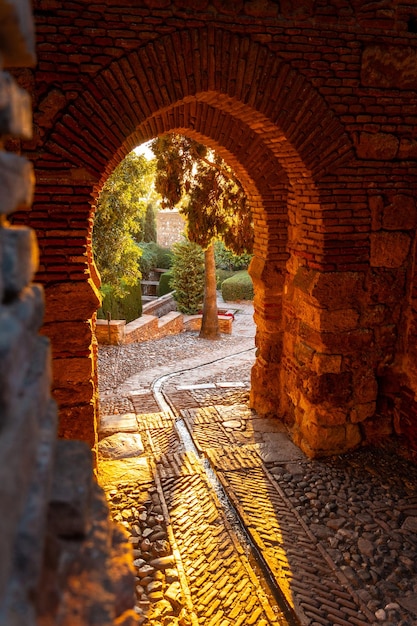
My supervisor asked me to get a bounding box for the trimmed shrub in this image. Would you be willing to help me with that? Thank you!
[216,268,234,289]
[221,270,254,302]
[157,270,174,296]
[98,282,142,323]
[171,240,205,314]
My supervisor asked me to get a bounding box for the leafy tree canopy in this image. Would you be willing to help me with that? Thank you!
[151,134,253,255]
[93,151,155,296]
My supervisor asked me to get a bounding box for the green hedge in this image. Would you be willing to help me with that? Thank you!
[216,268,234,289]
[97,282,142,323]
[157,270,174,296]
[221,270,254,302]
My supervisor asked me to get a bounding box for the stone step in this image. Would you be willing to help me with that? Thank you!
[157,311,184,338]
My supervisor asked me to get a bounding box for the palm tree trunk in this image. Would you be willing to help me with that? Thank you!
[199,244,220,339]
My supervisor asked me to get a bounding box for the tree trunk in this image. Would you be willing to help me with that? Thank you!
[199,244,220,340]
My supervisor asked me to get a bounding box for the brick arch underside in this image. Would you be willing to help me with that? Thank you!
[36,28,378,458]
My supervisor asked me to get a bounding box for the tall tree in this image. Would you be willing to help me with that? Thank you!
[151,134,253,339]
[93,151,155,297]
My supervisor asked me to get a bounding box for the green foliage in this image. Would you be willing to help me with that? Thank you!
[151,134,253,255]
[140,202,157,243]
[97,282,142,323]
[138,242,159,279]
[221,270,254,302]
[214,240,253,271]
[138,242,174,278]
[170,240,205,314]
[93,151,155,297]
[155,245,173,269]
[215,268,234,289]
[157,270,174,296]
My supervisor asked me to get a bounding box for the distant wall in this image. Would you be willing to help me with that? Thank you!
[157,210,186,248]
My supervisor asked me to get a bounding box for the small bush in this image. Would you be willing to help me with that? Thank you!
[171,240,205,314]
[216,268,234,289]
[138,242,173,277]
[157,270,174,296]
[214,240,253,271]
[138,242,158,278]
[98,282,142,323]
[155,246,174,269]
[221,270,254,302]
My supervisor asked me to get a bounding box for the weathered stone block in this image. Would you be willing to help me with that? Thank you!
[382,195,417,231]
[370,231,411,268]
[43,279,101,323]
[95,319,126,345]
[294,340,315,366]
[250,359,283,417]
[353,370,378,404]
[53,380,95,407]
[298,370,352,406]
[98,433,144,460]
[0,289,46,412]
[365,267,407,305]
[297,419,361,458]
[299,323,374,355]
[41,320,93,355]
[0,336,52,598]
[47,440,93,538]
[249,257,285,292]
[311,353,342,375]
[0,71,32,138]
[361,45,417,89]
[57,403,96,447]
[356,132,399,160]
[0,0,35,67]
[350,402,376,423]
[398,138,417,160]
[293,267,365,309]
[0,399,57,623]
[0,152,34,214]
[0,225,38,295]
[297,298,360,332]
[52,356,94,389]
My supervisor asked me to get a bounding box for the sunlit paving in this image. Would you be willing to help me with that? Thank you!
[97,299,417,625]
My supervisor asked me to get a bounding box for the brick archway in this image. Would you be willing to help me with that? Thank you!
[30,28,387,457]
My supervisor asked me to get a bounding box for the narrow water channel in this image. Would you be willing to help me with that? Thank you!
[152,361,299,626]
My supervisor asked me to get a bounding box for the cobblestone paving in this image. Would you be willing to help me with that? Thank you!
[99,412,291,626]
[161,462,286,625]
[98,300,417,626]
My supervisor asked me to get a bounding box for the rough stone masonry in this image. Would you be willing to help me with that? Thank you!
[9,0,417,460]
[0,1,138,625]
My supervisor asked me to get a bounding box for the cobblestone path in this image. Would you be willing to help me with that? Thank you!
[98,308,417,626]
[99,404,291,625]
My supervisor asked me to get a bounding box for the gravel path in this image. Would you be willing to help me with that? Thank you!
[98,332,255,395]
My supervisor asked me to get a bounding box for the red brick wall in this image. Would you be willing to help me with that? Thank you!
[12,0,417,456]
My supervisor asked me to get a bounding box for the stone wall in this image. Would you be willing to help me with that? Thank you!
[0,2,138,624]
[10,0,417,458]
